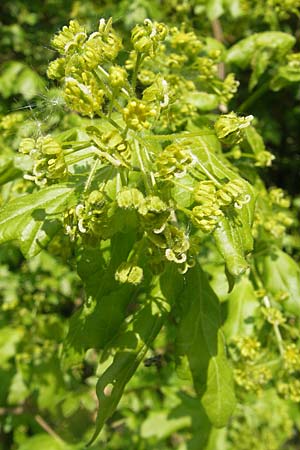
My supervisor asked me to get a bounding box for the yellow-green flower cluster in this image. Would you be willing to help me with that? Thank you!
[261,306,286,325]
[278,379,300,402]
[234,336,261,360]
[156,142,193,180]
[115,262,143,285]
[283,343,300,373]
[64,72,105,116]
[170,26,203,58]
[192,204,223,233]
[216,179,250,208]
[19,136,67,186]
[215,112,254,145]
[51,20,87,55]
[234,366,272,392]
[131,19,168,56]
[64,190,114,241]
[190,179,250,233]
[48,18,123,117]
[123,99,157,131]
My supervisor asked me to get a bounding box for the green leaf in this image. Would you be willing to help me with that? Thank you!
[18,434,76,450]
[14,66,45,100]
[141,410,190,439]
[186,92,219,111]
[223,276,258,338]
[63,233,137,368]
[175,264,236,427]
[0,326,24,364]
[271,63,300,91]
[0,184,75,257]
[8,371,29,404]
[0,61,44,100]
[259,247,300,316]
[227,32,295,69]
[244,126,266,155]
[201,331,236,427]
[213,215,249,278]
[0,159,22,186]
[169,391,212,450]
[226,32,295,88]
[88,278,169,445]
[224,0,241,17]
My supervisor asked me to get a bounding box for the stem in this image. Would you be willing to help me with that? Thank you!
[142,144,156,188]
[100,114,123,132]
[132,52,142,93]
[62,141,92,151]
[134,139,151,193]
[211,19,225,80]
[96,65,130,98]
[84,157,100,192]
[140,130,215,142]
[65,149,98,166]
[118,167,128,186]
[251,263,285,357]
[238,82,269,113]
[262,295,284,357]
[92,147,122,167]
[35,414,64,444]
[190,160,222,188]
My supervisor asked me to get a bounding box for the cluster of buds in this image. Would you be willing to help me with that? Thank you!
[216,179,251,209]
[64,190,113,241]
[48,18,123,117]
[115,262,143,285]
[215,112,254,145]
[19,136,67,186]
[234,336,261,361]
[190,178,251,233]
[83,18,122,69]
[50,18,122,65]
[87,127,131,167]
[123,99,157,131]
[64,72,105,117]
[283,343,300,373]
[170,26,203,57]
[156,142,193,180]
[278,379,300,402]
[116,188,194,271]
[131,19,168,56]
[191,181,223,233]
[191,204,223,233]
[261,306,286,325]
[234,365,272,392]
[117,189,170,232]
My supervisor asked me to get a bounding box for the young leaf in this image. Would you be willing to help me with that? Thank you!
[226,32,295,69]
[213,215,249,278]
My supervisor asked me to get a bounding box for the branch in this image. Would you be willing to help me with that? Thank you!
[35,414,65,444]
[211,19,225,81]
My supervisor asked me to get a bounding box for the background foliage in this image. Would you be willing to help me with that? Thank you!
[0,1,300,449]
